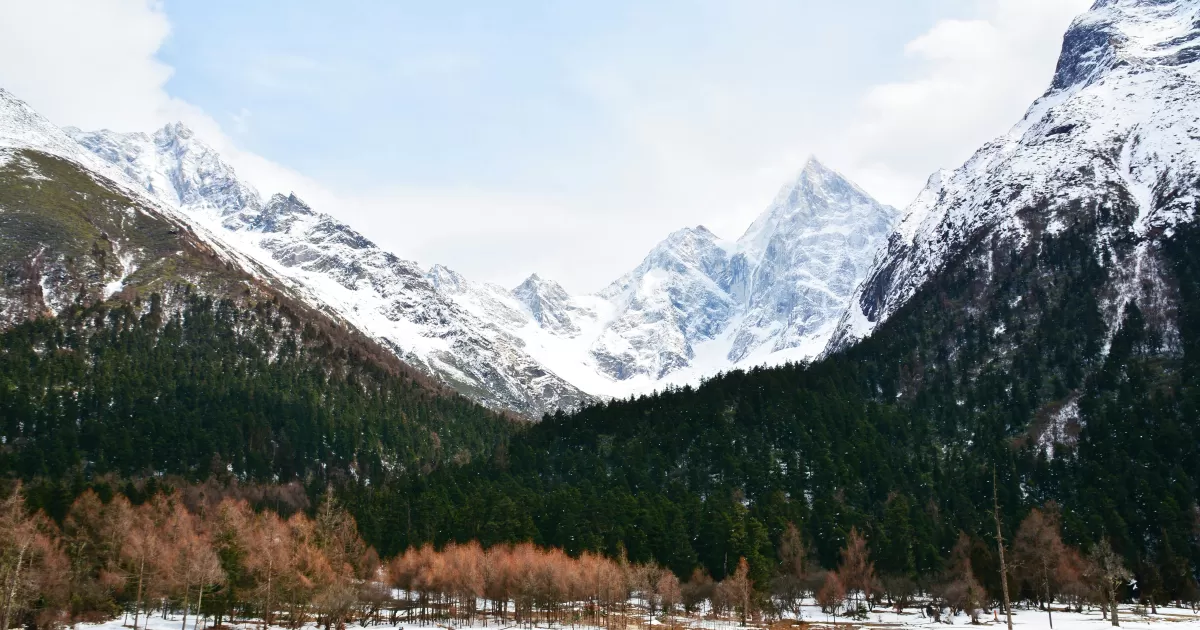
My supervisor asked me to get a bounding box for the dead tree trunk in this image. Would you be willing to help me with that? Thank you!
[994,468,1013,630]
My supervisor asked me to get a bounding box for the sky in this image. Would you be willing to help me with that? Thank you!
[0,0,1091,293]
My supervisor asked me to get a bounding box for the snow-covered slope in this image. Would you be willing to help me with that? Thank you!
[438,159,897,398]
[829,0,1200,351]
[68,124,596,417]
[577,159,898,385]
[593,226,740,381]
[727,158,899,364]
[70,116,897,405]
[0,88,301,327]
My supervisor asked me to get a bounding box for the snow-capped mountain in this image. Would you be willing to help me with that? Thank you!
[440,158,900,396]
[578,158,898,385]
[829,0,1200,352]
[67,124,596,417]
[727,158,899,363]
[69,117,897,408]
[0,88,296,328]
[592,225,740,381]
[512,274,587,337]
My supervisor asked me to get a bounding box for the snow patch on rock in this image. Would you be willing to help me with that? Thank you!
[829,0,1200,352]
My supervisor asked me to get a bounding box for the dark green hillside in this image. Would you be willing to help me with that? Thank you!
[0,293,516,519]
[0,150,256,324]
[343,204,1200,602]
[2,143,1198,605]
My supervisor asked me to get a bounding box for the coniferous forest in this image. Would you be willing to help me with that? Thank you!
[11,0,1200,626]
[0,293,517,517]
[3,211,1199,630]
[0,481,1145,630]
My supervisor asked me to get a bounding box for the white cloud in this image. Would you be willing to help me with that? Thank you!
[231,107,252,134]
[0,0,1096,293]
[0,0,337,216]
[0,0,172,132]
[831,0,1093,207]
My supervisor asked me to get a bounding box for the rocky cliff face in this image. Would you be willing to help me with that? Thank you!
[70,114,899,408]
[581,159,898,383]
[829,0,1200,353]
[68,124,596,418]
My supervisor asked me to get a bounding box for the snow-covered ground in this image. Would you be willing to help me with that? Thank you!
[80,604,1200,630]
[792,605,1200,630]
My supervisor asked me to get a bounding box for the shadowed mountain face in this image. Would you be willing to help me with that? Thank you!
[830,0,1200,354]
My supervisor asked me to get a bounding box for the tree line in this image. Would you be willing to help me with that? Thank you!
[4,202,1200,627]
[322,219,1200,614]
[3,483,376,630]
[1,480,1162,630]
[0,294,516,519]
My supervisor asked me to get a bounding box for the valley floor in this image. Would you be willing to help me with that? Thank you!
[81,605,1200,630]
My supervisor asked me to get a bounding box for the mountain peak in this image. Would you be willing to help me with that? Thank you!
[512,273,579,336]
[772,157,866,206]
[427,264,469,294]
[267,192,312,209]
[659,225,723,249]
[1052,0,1200,91]
[738,157,896,265]
[156,121,196,141]
[829,0,1200,352]
[0,87,28,116]
[0,88,168,207]
[514,273,568,298]
[800,155,829,174]
[0,87,82,157]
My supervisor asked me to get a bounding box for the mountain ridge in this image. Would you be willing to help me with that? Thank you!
[828,0,1200,353]
[69,116,898,410]
[0,88,480,407]
[68,123,598,418]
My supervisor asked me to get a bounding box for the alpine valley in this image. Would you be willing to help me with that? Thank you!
[57,112,899,416]
[3,0,1200,621]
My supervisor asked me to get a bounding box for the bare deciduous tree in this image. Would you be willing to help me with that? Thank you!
[1013,507,1068,628]
[940,533,985,624]
[838,527,877,609]
[656,571,681,628]
[816,571,845,620]
[0,485,68,630]
[680,568,713,617]
[1088,539,1132,627]
[716,558,754,626]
